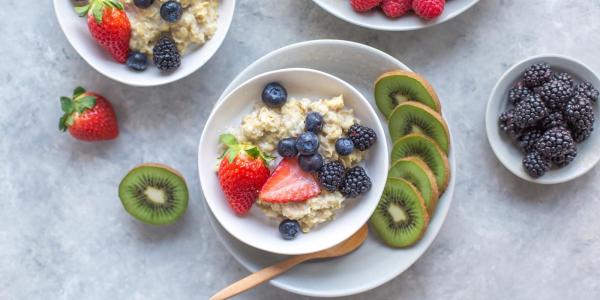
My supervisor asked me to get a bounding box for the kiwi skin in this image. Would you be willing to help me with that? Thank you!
[119,163,189,226]
[370,177,430,248]
[389,157,439,215]
[389,101,451,154]
[375,70,441,119]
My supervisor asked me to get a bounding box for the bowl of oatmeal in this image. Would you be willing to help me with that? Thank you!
[53,0,235,86]
[198,68,388,255]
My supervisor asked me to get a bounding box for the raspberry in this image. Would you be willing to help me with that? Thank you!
[412,0,445,20]
[381,0,412,18]
[350,0,382,12]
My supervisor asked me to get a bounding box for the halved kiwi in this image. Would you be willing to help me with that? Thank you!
[375,70,441,119]
[389,157,439,215]
[118,163,189,225]
[388,101,450,154]
[370,177,429,248]
[391,134,450,192]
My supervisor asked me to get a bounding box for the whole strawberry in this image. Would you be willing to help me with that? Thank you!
[350,0,383,12]
[75,0,131,63]
[218,134,271,215]
[381,0,412,18]
[59,86,119,141]
[412,0,445,20]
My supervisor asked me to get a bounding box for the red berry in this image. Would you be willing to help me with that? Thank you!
[381,0,412,18]
[59,87,119,141]
[259,158,321,203]
[350,0,383,12]
[412,0,445,20]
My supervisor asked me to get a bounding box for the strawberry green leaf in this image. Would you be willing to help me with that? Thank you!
[245,147,260,158]
[227,149,238,163]
[74,4,90,17]
[73,86,86,98]
[75,96,97,113]
[220,133,238,148]
[59,115,68,132]
[60,97,74,113]
[92,2,104,24]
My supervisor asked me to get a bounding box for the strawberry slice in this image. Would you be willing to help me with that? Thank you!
[259,158,321,203]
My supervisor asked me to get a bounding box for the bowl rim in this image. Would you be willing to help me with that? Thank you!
[198,67,389,255]
[52,0,236,87]
[486,53,600,184]
[311,0,480,32]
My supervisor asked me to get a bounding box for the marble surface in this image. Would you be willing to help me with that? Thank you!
[2,0,600,299]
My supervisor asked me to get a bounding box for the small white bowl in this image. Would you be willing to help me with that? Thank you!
[486,54,600,184]
[198,68,388,255]
[312,0,479,31]
[53,0,235,87]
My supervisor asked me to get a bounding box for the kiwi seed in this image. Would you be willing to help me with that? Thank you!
[389,157,439,215]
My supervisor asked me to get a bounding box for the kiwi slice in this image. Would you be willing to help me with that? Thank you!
[389,157,439,215]
[391,134,450,193]
[370,177,429,248]
[388,101,450,154]
[375,70,441,119]
[119,163,189,225]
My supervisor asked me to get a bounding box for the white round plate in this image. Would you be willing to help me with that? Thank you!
[486,54,600,184]
[312,0,479,31]
[205,40,456,297]
[53,0,235,86]
[199,68,389,255]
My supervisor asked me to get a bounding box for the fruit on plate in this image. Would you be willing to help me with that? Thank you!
[262,82,288,108]
[279,219,301,240]
[218,134,271,215]
[350,0,382,12]
[118,163,189,225]
[58,86,119,141]
[317,161,346,192]
[370,177,429,248]
[349,0,445,20]
[75,0,131,64]
[296,131,320,155]
[259,158,321,203]
[348,124,378,151]
[412,0,445,20]
[160,0,183,23]
[381,0,412,18]
[339,166,372,198]
[389,157,439,215]
[126,51,148,71]
[391,133,450,192]
[388,102,450,154]
[375,70,441,118]
[153,36,181,72]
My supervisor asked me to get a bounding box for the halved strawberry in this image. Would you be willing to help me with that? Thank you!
[259,158,321,203]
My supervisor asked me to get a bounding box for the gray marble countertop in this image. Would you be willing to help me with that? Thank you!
[2,0,600,299]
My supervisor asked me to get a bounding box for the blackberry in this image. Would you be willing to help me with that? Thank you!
[523,151,550,178]
[539,79,573,110]
[348,124,377,151]
[317,161,346,192]
[517,129,543,153]
[153,36,181,71]
[499,110,519,135]
[551,146,577,167]
[564,95,595,142]
[541,111,566,129]
[508,85,532,105]
[553,72,574,87]
[574,81,599,102]
[570,125,593,143]
[513,94,548,128]
[535,127,575,158]
[340,166,372,198]
[522,63,553,88]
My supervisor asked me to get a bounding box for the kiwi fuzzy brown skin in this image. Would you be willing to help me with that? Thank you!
[389,101,451,154]
[391,133,450,193]
[370,177,430,248]
[389,157,439,215]
[375,70,441,119]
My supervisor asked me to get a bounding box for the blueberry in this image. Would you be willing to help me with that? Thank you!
[335,138,354,156]
[126,51,148,71]
[133,0,154,8]
[277,138,298,158]
[296,132,319,156]
[298,153,323,172]
[279,219,301,240]
[261,82,287,108]
[160,0,183,23]
[305,112,324,133]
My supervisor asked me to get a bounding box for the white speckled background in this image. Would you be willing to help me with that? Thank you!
[2,0,600,299]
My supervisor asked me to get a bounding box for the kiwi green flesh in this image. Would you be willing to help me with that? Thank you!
[119,166,189,226]
[389,103,449,154]
[375,75,440,119]
[391,135,449,192]
[370,178,428,248]
[389,159,437,214]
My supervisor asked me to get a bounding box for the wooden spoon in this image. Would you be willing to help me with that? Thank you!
[210,224,369,300]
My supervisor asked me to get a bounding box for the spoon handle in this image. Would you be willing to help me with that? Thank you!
[210,255,310,300]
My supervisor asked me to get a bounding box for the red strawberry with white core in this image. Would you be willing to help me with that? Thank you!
[350,0,383,12]
[75,0,131,63]
[259,158,321,203]
[412,0,445,20]
[381,0,412,18]
[218,134,271,215]
[59,87,119,141]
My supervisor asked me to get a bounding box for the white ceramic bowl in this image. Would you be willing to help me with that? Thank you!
[198,68,388,255]
[486,54,600,184]
[53,0,235,86]
[312,0,479,31]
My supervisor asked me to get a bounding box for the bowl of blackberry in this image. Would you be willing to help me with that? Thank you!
[487,54,600,184]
